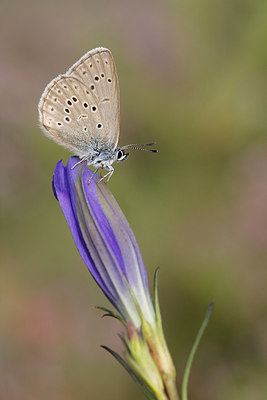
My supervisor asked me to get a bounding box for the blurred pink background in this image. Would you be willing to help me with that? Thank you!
[0,1,266,399]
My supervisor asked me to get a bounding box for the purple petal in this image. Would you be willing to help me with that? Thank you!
[52,157,155,328]
[52,158,116,304]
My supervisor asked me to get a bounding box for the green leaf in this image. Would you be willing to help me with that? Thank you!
[181,302,214,400]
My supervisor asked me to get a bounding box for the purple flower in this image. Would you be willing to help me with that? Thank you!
[52,157,179,400]
[52,156,155,329]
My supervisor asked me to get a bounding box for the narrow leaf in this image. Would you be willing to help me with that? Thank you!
[181,302,214,400]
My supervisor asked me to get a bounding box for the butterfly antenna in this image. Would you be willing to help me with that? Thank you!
[121,142,156,148]
[127,147,158,153]
[121,142,158,153]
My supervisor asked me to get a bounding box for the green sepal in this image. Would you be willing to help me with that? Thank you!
[153,268,162,328]
[101,345,159,400]
[118,332,131,353]
[151,268,179,400]
[95,306,126,326]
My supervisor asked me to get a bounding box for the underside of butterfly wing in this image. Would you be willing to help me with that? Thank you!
[38,47,120,158]
[67,48,120,150]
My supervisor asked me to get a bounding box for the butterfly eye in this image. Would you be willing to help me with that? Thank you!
[91,105,97,112]
[117,150,123,160]
[117,150,128,161]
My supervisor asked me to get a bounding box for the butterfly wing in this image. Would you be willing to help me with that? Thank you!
[38,47,120,157]
[67,48,120,150]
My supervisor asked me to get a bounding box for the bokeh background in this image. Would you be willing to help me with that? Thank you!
[1,0,266,399]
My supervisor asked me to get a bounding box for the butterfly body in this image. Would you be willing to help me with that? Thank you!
[84,145,128,179]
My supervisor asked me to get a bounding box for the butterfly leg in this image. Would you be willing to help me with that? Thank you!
[98,166,114,183]
[87,168,101,185]
[71,156,87,170]
[98,166,104,177]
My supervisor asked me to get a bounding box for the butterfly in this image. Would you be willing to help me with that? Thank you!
[38,47,157,181]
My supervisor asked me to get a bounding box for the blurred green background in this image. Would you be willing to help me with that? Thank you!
[0,0,266,399]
